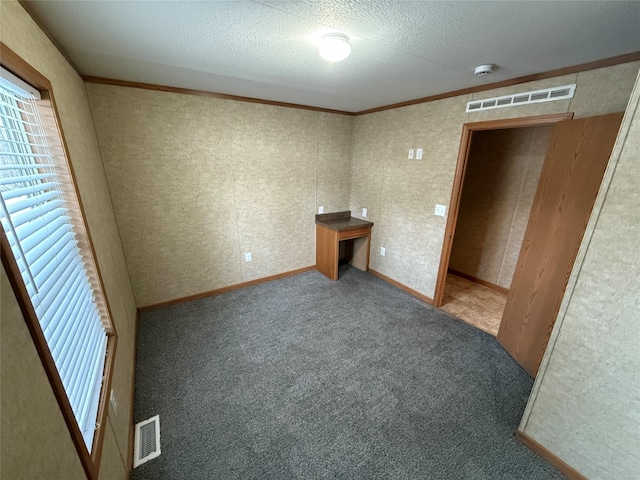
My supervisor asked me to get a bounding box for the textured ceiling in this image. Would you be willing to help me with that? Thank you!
[24,1,640,112]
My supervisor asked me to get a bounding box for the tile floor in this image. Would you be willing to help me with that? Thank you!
[439,273,508,336]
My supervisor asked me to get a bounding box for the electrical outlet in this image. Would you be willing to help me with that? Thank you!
[434,204,447,217]
[318,206,324,214]
[408,148,414,160]
[245,252,252,262]
[361,207,368,218]
[110,389,117,416]
[416,148,423,160]
[380,246,386,256]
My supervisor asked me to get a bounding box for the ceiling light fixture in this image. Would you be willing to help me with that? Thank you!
[319,33,351,62]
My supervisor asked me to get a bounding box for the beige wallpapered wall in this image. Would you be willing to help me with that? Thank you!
[352,61,640,300]
[449,126,553,289]
[520,68,640,480]
[0,2,137,479]
[86,61,639,307]
[86,85,353,307]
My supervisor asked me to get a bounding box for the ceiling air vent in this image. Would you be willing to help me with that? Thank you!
[466,84,576,113]
[134,415,161,467]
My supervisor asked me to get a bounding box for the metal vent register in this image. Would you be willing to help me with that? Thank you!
[134,415,161,467]
[466,84,576,112]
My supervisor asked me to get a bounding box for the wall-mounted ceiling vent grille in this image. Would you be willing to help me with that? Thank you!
[134,415,161,468]
[466,84,576,113]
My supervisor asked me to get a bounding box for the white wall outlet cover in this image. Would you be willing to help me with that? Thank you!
[408,149,414,160]
[416,148,423,160]
[380,246,386,256]
[318,206,324,214]
[362,207,368,217]
[434,204,447,217]
[245,252,252,262]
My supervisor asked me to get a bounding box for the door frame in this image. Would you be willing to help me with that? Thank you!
[432,112,574,308]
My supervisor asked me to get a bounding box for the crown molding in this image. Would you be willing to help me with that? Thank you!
[82,76,356,116]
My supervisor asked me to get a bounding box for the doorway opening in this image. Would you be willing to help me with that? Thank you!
[433,114,573,333]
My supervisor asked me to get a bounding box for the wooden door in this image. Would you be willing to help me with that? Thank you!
[497,112,623,377]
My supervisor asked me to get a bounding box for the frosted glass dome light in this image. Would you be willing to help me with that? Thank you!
[319,33,351,62]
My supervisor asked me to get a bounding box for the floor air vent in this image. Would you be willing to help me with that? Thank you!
[466,84,576,112]
[134,415,161,467]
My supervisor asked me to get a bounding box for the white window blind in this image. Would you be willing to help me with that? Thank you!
[0,74,109,451]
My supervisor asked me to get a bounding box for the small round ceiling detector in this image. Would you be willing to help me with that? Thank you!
[474,64,497,76]
[319,33,352,62]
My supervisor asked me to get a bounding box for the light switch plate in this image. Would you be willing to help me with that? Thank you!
[380,246,386,256]
[362,207,368,218]
[245,252,252,262]
[318,206,324,214]
[408,149,414,160]
[435,204,447,217]
[416,148,423,160]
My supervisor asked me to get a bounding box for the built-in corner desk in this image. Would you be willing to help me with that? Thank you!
[315,211,374,281]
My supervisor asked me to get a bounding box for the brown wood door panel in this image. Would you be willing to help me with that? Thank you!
[497,112,623,377]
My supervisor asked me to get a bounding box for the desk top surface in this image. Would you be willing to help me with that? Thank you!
[315,211,373,232]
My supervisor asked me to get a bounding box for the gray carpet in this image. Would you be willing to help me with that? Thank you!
[132,266,564,479]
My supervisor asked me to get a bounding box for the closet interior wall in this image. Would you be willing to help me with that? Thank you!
[449,126,553,290]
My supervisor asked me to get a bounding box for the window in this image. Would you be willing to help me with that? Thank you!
[0,51,115,479]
